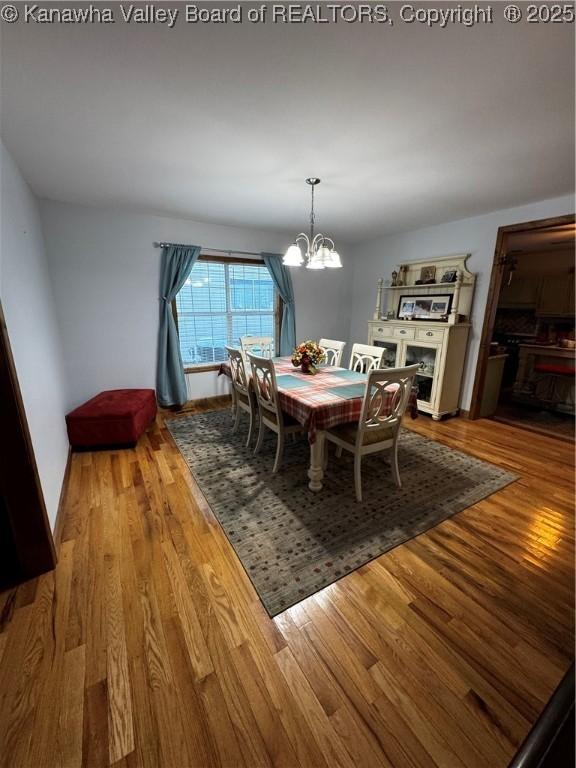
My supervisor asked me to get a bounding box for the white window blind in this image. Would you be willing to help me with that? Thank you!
[174,260,276,366]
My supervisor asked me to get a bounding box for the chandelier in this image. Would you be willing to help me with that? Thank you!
[283,178,342,269]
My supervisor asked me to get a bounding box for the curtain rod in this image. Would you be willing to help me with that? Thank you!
[153,241,262,257]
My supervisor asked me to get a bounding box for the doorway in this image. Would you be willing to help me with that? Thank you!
[0,302,57,589]
[470,214,575,440]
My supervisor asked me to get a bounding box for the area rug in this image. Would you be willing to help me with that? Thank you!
[167,411,518,617]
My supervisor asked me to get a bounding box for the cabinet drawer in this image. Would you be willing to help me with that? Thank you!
[371,325,395,340]
[393,327,415,340]
[416,328,445,342]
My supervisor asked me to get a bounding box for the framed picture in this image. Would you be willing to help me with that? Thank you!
[440,269,457,283]
[397,298,416,319]
[398,294,452,321]
[419,265,436,283]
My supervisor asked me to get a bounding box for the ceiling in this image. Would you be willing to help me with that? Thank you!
[1,5,574,242]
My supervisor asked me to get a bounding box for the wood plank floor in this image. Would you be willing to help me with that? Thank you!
[0,408,573,767]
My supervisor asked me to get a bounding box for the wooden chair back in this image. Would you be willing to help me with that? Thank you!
[356,365,419,446]
[225,346,251,400]
[247,353,281,421]
[349,343,385,373]
[240,335,274,359]
[319,338,346,367]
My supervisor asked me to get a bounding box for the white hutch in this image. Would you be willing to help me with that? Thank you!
[368,254,476,420]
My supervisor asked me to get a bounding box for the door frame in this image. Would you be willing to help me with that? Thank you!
[469,213,575,420]
[0,301,56,585]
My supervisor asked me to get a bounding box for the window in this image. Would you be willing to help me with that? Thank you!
[173,258,278,367]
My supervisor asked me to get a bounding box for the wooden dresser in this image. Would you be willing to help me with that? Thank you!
[369,254,476,420]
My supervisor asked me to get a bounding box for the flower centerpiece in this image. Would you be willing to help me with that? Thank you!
[291,340,326,375]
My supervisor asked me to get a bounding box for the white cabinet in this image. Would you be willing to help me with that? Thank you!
[371,254,475,420]
[368,320,470,420]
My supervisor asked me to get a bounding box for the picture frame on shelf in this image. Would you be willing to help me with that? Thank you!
[397,299,415,319]
[441,269,458,283]
[419,266,436,283]
[398,294,453,321]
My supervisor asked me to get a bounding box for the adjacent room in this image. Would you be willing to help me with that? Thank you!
[480,223,575,440]
[0,5,574,768]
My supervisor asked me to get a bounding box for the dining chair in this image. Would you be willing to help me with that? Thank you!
[319,338,346,367]
[325,364,419,502]
[349,343,385,373]
[247,353,305,473]
[226,346,257,448]
[240,335,274,359]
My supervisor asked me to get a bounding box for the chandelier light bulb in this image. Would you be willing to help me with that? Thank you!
[306,253,325,269]
[282,243,304,266]
[326,249,342,268]
[316,244,332,265]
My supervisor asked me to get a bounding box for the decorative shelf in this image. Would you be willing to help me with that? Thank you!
[384,282,472,291]
[374,254,476,327]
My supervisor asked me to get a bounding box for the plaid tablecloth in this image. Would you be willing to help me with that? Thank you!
[219,357,418,443]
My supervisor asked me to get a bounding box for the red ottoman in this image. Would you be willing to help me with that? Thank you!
[66,389,157,449]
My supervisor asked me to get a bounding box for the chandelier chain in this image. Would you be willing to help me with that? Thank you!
[310,183,315,244]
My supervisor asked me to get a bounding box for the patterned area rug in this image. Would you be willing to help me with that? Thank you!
[167,411,518,617]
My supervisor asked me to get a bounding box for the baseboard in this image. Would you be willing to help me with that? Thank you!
[160,394,232,416]
[459,409,471,419]
[52,447,72,554]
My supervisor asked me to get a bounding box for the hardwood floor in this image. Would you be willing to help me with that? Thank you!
[0,408,573,767]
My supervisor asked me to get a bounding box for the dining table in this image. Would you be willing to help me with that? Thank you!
[219,356,418,492]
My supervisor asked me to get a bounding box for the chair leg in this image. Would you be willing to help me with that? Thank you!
[246,407,255,448]
[232,403,242,434]
[390,438,402,488]
[273,432,285,473]
[335,446,343,459]
[254,417,265,454]
[354,454,363,502]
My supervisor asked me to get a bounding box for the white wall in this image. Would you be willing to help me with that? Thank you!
[349,195,575,411]
[0,142,70,530]
[40,200,352,408]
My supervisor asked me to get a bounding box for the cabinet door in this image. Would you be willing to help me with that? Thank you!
[372,338,400,367]
[537,276,572,316]
[499,276,539,307]
[402,342,441,405]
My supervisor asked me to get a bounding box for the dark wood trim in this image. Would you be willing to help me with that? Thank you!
[198,254,265,265]
[160,393,232,416]
[184,364,221,374]
[52,448,72,552]
[468,213,575,420]
[275,294,284,352]
[0,301,57,586]
[509,662,574,768]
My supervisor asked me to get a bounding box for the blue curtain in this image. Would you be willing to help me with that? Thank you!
[262,252,296,356]
[156,244,201,407]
